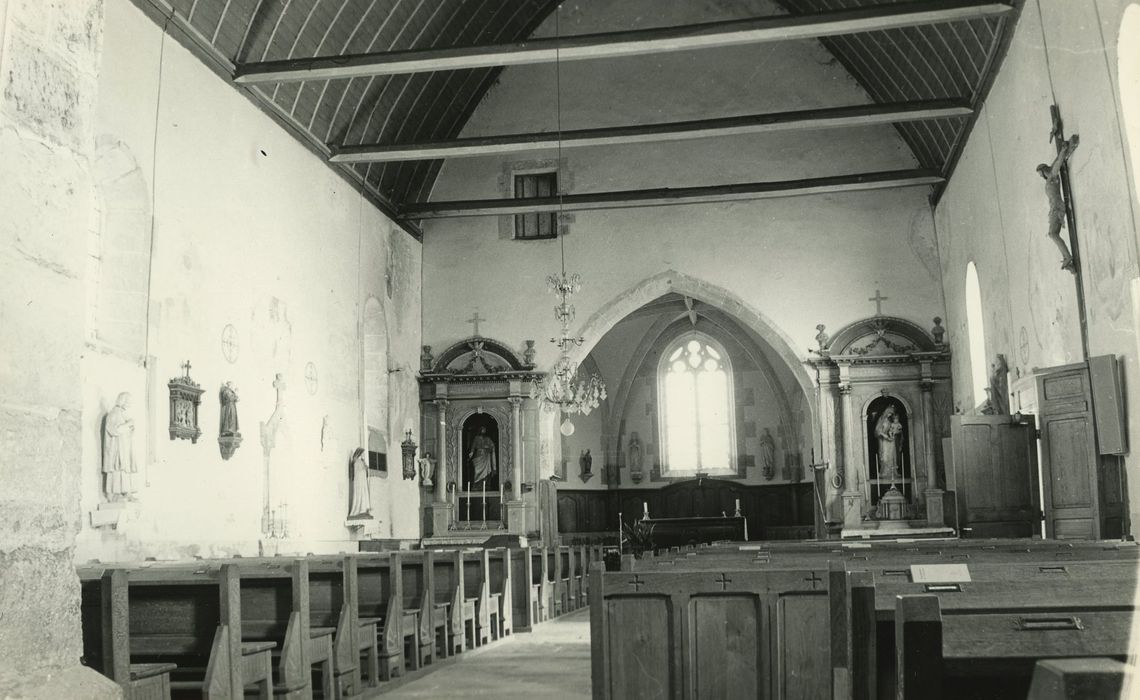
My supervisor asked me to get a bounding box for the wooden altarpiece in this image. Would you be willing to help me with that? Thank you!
[419,336,543,542]
[809,316,953,535]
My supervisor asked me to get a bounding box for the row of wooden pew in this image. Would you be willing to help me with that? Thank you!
[591,538,1137,699]
[78,544,602,699]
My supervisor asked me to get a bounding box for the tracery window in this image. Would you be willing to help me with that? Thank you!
[659,334,735,474]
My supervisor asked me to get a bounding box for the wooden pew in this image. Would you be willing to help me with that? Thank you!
[97,563,275,699]
[532,547,551,623]
[589,562,833,699]
[508,546,538,631]
[461,549,498,646]
[430,549,471,655]
[890,576,1136,699]
[235,558,335,699]
[308,555,369,694]
[550,547,566,617]
[488,548,513,638]
[1027,657,1128,700]
[416,550,449,666]
[399,552,434,668]
[79,569,177,700]
[356,553,417,680]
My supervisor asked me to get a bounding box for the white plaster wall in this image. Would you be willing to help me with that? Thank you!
[75,0,422,563]
[935,0,1140,532]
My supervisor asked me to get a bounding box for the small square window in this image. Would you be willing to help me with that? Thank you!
[513,172,558,239]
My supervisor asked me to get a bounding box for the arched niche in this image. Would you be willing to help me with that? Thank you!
[460,412,501,491]
[362,296,389,468]
[863,393,914,506]
[89,137,152,359]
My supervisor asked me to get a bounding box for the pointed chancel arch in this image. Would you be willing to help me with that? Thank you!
[569,269,816,418]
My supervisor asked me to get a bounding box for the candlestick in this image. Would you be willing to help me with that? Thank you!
[643,501,649,520]
[481,481,487,525]
[465,483,471,523]
[618,511,624,554]
[735,498,741,517]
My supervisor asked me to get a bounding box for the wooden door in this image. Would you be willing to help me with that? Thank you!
[1036,364,1103,539]
[948,415,1040,538]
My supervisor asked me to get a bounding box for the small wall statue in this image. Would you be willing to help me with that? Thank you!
[218,382,242,460]
[579,449,593,482]
[628,432,644,483]
[102,392,138,502]
[419,451,436,488]
[759,428,776,481]
[348,447,372,519]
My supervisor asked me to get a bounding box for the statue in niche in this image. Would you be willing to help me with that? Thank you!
[468,426,497,484]
[759,428,776,481]
[347,447,372,519]
[1036,134,1079,272]
[628,432,643,483]
[419,452,435,488]
[875,406,904,480]
[102,392,138,501]
[579,449,593,477]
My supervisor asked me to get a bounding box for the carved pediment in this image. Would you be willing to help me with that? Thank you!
[812,316,944,363]
[425,336,533,377]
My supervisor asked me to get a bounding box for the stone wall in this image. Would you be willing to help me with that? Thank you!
[0,0,120,695]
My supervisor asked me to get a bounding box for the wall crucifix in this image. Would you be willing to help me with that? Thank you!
[1036,108,1080,273]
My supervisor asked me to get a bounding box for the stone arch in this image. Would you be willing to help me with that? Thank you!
[362,296,390,456]
[89,137,152,358]
[570,270,817,433]
[1119,4,1140,216]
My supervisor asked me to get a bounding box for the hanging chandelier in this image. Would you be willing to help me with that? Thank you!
[529,272,607,426]
[526,5,605,435]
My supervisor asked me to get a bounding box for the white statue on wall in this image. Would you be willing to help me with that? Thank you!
[102,392,137,501]
[348,447,372,519]
[419,451,436,488]
[875,406,904,480]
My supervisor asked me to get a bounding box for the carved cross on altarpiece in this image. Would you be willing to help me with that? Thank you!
[467,311,486,337]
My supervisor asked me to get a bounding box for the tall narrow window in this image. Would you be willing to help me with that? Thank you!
[659,334,735,474]
[965,262,988,407]
[513,171,557,239]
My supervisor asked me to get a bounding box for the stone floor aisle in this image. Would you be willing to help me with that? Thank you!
[376,609,592,699]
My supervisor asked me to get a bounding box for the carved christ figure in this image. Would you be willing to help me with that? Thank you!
[468,426,496,484]
[1036,134,1079,271]
[102,392,137,501]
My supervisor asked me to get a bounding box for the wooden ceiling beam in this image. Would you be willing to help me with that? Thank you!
[400,169,944,220]
[234,1,1013,84]
[330,100,972,163]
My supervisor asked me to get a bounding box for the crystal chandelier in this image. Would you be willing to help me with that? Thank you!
[529,271,607,428]
[526,6,606,435]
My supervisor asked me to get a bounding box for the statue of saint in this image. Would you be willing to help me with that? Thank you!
[102,392,137,501]
[348,447,371,518]
[219,382,240,436]
[759,428,776,480]
[579,449,593,476]
[419,452,436,488]
[628,432,643,479]
[874,406,904,479]
[468,426,496,484]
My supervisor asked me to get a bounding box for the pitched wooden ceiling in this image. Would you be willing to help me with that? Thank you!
[135,0,1021,237]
